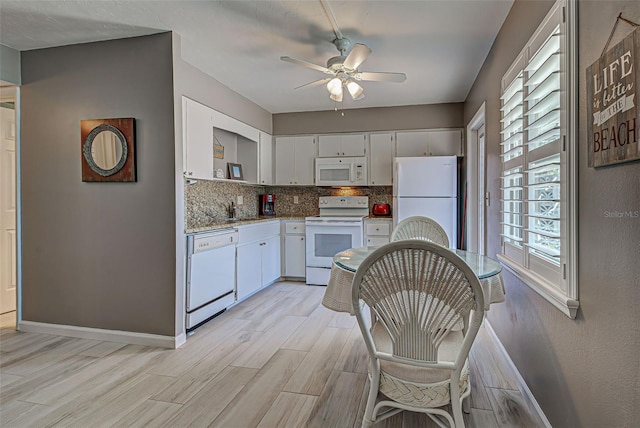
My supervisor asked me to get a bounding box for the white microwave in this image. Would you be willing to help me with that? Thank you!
[315,157,367,186]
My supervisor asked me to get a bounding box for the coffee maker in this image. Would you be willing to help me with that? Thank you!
[259,194,276,216]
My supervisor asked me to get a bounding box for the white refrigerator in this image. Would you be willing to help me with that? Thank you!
[393,156,458,247]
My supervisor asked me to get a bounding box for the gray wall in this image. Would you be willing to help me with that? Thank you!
[172,33,272,134]
[464,1,640,426]
[21,33,177,336]
[170,32,274,336]
[273,103,463,135]
[0,44,21,85]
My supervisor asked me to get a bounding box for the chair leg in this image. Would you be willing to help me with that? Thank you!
[462,395,471,414]
[362,377,379,427]
[452,397,465,428]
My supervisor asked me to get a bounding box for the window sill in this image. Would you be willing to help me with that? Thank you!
[497,254,579,319]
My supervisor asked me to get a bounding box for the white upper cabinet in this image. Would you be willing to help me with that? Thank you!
[396,129,463,157]
[183,98,214,180]
[429,130,463,156]
[396,131,429,157]
[369,133,395,186]
[275,136,316,185]
[275,136,295,185]
[318,133,366,157]
[259,131,273,185]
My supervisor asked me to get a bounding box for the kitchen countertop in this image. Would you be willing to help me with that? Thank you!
[187,215,392,234]
[186,216,306,234]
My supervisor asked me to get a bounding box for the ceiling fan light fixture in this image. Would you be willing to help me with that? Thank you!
[327,77,343,96]
[346,80,364,100]
[329,90,343,103]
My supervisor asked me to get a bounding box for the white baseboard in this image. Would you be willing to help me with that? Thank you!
[484,321,552,428]
[19,320,186,349]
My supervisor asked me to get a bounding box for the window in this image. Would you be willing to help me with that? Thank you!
[498,0,578,318]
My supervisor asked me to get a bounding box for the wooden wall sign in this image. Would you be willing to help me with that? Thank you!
[213,142,224,159]
[81,118,136,182]
[587,28,640,167]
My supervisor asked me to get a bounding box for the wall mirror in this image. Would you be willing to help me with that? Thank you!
[81,118,136,182]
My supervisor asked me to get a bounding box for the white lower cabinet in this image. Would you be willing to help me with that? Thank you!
[236,243,262,300]
[365,220,392,246]
[282,221,306,278]
[262,235,281,284]
[236,221,281,301]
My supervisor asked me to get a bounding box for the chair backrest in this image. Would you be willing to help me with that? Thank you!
[390,216,450,248]
[351,240,484,366]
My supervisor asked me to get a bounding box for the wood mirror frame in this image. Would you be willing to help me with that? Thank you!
[81,118,136,182]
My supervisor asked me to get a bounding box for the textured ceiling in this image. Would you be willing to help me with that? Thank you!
[0,0,514,113]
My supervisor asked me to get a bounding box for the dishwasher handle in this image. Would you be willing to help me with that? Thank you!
[191,231,239,254]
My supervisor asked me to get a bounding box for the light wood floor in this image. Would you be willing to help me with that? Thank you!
[0,282,546,427]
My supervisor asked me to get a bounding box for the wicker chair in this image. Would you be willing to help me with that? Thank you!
[390,216,450,247]
[352,240,485,428]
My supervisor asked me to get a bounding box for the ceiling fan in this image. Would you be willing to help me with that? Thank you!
[280,1,407,103]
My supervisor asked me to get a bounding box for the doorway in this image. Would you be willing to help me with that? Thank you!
[466,102,486,255]
[0,87,17,316]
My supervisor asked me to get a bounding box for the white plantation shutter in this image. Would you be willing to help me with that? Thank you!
[500,56,525,263]
[499,0,578,317]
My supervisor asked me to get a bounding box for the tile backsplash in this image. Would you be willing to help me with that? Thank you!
[185,180,392,230]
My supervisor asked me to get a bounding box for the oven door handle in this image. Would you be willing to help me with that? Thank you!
[306,221,362,227]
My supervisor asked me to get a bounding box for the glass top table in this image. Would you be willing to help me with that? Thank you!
[333,247,502,279]
[323,246,505,314]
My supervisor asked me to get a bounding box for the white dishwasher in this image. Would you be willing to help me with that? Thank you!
[186,228,238,331]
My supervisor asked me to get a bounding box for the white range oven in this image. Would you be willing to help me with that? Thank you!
[305,196,369,285]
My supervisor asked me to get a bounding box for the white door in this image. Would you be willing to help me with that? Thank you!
[428,130,462,156]
[275,136,296,185]
[396,131,429,157]
[259,132,273,185]
[0,103,16,314]
[236,242,262,300]
[305,222,363,268]
[293,136,316,185]
[369,133,394,185]
[318,135,342,157]
[284,235,306,277]
[184,98,214,180]
[477,126,486,255]
[187,244,235,311]
[341,134,366,157]
[395,197,457,248]
[261,235,281,285]
[466,103,486,254]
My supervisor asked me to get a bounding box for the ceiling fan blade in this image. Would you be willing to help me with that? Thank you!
[343,44,372,70]
[357,71,407,83]
[280,56,331,74]
[295,78,331,90]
